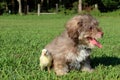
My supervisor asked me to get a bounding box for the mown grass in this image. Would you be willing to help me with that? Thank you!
[0,14,120,80]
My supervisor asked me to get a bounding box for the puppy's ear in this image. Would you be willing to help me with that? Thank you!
[66,19,83,41]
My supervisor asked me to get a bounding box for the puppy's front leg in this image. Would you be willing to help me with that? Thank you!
[81,57,94,72]
[54,59,69,76]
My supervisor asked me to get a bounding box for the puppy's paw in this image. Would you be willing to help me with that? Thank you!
[55,70,68,76]
[81,68,94,73]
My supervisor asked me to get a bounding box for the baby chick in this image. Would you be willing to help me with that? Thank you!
[39,49,52,72]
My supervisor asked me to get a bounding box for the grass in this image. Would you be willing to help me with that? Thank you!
[0,14,120,80]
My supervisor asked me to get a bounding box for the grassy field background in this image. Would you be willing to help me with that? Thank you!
[0,13,120,80]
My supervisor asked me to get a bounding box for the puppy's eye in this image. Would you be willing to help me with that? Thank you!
[89,26,93,30]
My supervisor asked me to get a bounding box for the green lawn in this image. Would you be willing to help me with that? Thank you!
[0,14,120,80]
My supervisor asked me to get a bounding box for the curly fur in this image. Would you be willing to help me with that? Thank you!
[44,14,103,76]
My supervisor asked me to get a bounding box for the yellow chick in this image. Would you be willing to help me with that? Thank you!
[39,49,52,72]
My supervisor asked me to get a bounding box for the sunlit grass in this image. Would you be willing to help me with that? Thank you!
[0,14,120,80]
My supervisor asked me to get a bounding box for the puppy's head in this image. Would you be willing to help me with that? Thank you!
[66,14,103,48]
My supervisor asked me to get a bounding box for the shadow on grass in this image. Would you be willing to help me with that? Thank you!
[91,56,120,68]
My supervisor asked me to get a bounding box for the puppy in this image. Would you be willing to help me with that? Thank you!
[44,14,103,76]
[39,49,52,72]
